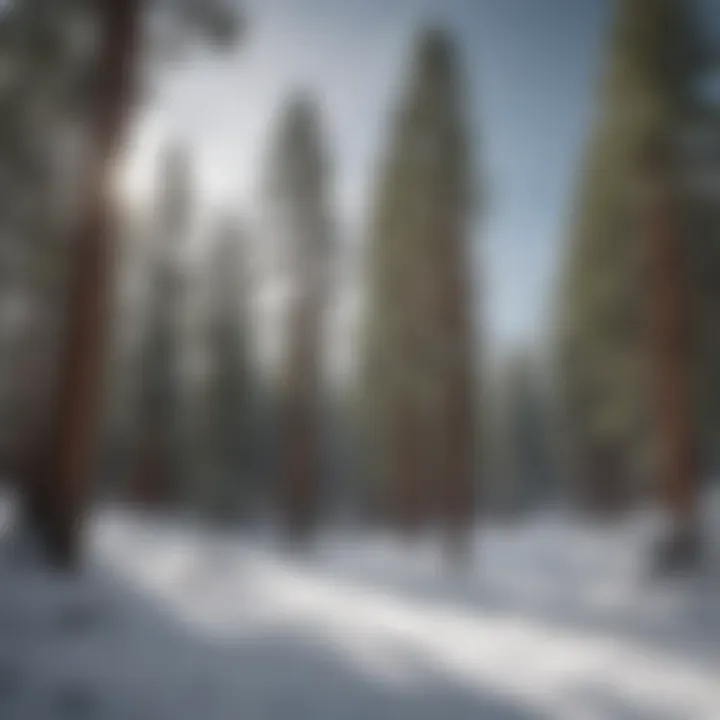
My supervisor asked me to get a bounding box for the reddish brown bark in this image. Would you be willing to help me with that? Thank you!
[130,434,174,509]
[390,395,425,533]
[281,293,323,539]
[27,0,140,567]
[430,164,476,553]
[584,443,630,517]
[438,247,475,552]
[442,364,475,536]
[642,148,696,540]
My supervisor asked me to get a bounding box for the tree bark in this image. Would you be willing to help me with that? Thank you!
[435,192,475,556]
[281,292,322,540]
[642,148,698,569]
[439,275,475,555]
[26,0,140,568]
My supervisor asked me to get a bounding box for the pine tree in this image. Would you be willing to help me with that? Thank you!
[265,94,333,538]
[204,215,254,520]
[19,0,241,568]
[556,0,706,530]
[362,27,478,550]
[496,353,555,514]
[131,144,190,508]
[26,0,143,568]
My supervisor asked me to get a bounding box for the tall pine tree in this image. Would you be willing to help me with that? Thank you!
[131,144,190,508]
[265,94,333,538]
[204,215,254,520]
[362,27,478,550]
[556,0,707,533]
[19,0,241,568]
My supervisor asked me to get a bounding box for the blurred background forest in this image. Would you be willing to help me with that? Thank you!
[3,0,720,567]
[5,1,720,718]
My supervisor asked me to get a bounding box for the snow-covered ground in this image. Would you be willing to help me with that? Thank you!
[2,494,720,719]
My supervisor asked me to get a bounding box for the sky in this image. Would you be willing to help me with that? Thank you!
[121,0,613,372]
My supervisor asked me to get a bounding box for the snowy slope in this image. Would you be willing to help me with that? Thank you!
[1,496,720,719]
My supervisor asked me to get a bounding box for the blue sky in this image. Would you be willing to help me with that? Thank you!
[124,0,614,364]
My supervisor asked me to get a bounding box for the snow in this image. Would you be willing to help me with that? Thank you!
[2,495,720,719]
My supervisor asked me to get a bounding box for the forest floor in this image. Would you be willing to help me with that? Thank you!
[2,492,720,719]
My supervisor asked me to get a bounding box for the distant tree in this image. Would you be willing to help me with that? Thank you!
[96,208,149,497]
[362,27,478,552]
[264,94,333,539]
[204,215,255,520]
[131,145,191,508]
[496,354,555,514]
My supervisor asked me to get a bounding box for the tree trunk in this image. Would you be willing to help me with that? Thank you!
[397,397,423,533]
[584,443,629,517]
[130,432,175,509]
[642,147,698,570]
[26,0,140,569]
[437,210,475,557]
[281,294,322,540]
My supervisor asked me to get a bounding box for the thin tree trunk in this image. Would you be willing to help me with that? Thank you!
[586,443,629,517]
[282,293,322,539]
[384,391,405,528]
[130,432,174,509]
[26,0,140,568]
[399,398,423,533]
[440,324,475,557]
